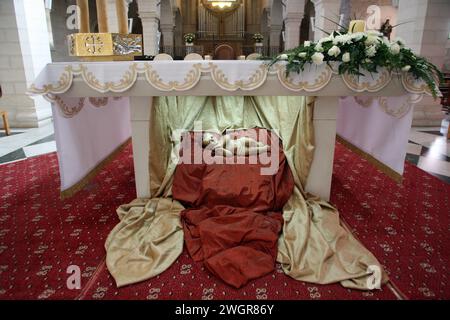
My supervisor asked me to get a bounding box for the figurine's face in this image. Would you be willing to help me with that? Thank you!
[202,132,219,148]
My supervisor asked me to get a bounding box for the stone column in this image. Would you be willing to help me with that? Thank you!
[284,13,303,50]
[311,0,341,41]
[160,24,174,56]
[0,0,52,128]
[284,0,305,50]
[396,0,450,126]
[269,25,282,55]
[137,0,160,56]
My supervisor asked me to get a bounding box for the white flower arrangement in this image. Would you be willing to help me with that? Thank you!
[253,33,264,43]
[269,30,443,97]
[184,33,196,44]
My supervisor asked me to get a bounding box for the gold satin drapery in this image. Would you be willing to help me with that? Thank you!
[105,96,387,289]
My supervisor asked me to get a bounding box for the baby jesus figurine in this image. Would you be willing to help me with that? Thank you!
[202,132,269,157]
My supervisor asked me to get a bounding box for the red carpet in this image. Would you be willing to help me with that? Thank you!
[0,141,448,299]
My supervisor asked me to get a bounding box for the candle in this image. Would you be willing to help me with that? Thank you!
[76,0,90,33]
[238,55,246,60]
[204,55,212,60]
[96,0,109,33]
[116,0,129,34]
[349,20,366,33]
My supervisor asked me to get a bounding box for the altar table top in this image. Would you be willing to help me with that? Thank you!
[28,60,433,98]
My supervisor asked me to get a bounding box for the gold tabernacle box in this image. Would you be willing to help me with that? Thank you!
[67,33,143,61]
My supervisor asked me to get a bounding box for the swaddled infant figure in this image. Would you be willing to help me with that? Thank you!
[202,132,269,157]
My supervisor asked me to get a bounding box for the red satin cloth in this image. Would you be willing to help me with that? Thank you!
[172,129,294,288]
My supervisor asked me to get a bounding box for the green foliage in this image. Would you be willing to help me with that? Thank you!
[267,31,443,98]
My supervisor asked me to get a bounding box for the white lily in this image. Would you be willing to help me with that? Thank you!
[390,43,401,55]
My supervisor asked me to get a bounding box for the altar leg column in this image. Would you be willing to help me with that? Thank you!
[130,96,152,198]
[305,96,338,201]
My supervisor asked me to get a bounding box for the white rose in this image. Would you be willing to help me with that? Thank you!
[365,45,377,57]
[365,35,379,46]
[304,41,311,47]
[279,54,289,60]
[327,45,341,57]
[390,43,401,55]
[311,52,324,65]
[314,43,324,52]
[342,52,350,63]
[393,37,405,47]
[298,52,307,58]
[401,65,411,72]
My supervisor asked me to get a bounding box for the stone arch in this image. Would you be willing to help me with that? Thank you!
[300,0,315,42]
[270,0,283,27]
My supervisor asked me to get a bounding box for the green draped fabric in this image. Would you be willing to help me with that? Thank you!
[105,96,386,289]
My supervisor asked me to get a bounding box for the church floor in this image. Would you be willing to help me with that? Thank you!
[0,138,448,300]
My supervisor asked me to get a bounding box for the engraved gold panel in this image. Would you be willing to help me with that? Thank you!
[67,33,142,60]
[68,33,114,56]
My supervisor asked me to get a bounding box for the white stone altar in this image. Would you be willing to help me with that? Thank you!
[29,60,432,200]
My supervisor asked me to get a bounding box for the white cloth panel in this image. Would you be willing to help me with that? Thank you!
[337,96,414,176]
[52,97,131,191]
